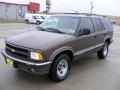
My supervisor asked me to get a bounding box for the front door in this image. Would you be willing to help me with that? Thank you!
[75,17,97,55]
[30,16,37,23]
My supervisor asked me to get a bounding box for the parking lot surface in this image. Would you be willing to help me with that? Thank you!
[0,23,120,90]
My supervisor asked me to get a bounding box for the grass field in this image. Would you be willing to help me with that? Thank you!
[0,19,24,23]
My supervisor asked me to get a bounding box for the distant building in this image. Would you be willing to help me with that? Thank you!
[0,2,40,20]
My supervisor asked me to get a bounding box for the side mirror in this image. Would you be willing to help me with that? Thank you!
[79,28,90,36]
[41,16,45,19]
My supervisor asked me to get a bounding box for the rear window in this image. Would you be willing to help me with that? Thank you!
[94,18,105,32]
[101,18,113,31]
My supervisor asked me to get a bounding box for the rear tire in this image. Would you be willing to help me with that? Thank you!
[97,42,109,59]
[49,54,71,82]
[25,20,29,24]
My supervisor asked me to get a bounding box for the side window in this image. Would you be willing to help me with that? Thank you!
[101,18,113,30]
[94,18,105,32]
[81,18,95,33]
[32,16,36,19]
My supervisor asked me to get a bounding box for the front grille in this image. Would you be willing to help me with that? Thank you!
[6,43,29,59]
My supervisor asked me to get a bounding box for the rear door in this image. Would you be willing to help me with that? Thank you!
[93,18,106,46]
[75,17,97,55]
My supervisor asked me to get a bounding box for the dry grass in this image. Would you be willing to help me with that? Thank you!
[107,16,120,25]
[0,19,24,23]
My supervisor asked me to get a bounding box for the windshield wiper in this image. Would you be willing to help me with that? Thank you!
[45,28,65,34]
[36,27,46,31]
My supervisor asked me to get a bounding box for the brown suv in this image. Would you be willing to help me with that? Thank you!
[2,14,113,82]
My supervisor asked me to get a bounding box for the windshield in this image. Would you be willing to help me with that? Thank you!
[39,16,80,35]
[35,16,42,19]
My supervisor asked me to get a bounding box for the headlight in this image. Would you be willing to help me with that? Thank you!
[30,52,44,61]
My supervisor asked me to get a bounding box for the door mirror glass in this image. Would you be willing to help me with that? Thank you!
[79,28,90,36]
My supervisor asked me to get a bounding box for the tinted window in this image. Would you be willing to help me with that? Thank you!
[81,18,94,33]
[101,18,113,30]
[94,18,105,32]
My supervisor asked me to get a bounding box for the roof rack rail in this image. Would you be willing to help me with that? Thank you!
[63,13,106,17]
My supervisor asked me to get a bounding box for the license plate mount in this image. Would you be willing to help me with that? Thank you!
[5,57,13,66]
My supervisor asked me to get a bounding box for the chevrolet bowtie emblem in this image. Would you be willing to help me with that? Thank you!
[11,49,15,52]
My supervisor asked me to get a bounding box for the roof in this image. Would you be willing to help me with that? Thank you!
[52,14,106,18]
[63,13,106,17]
[0,2,28,6]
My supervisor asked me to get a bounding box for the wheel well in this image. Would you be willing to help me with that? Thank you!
[36,21,40,22]
[105,38,111,45]
[49,50,74,73]
[54,50,74,62]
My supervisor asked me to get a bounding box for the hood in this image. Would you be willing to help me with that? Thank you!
[6,30,74,50]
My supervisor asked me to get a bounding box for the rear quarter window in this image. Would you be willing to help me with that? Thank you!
[101,18,113,31]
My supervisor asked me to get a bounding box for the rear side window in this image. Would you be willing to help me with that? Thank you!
[94,18,105,32]
[81,18,95,33]
[101,18,113,31]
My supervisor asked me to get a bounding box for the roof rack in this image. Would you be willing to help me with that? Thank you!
[63,13,106,17]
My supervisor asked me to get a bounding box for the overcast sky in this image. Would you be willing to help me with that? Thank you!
[2,0,120,16]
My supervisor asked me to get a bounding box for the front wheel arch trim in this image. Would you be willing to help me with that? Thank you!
[49,46,75,61]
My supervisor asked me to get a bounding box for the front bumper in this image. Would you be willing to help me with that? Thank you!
[1,50,52,75]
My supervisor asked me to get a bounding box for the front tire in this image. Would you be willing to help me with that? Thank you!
[49,54,71,82]
[36,21,41,25]
[97,42,109,59]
